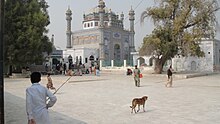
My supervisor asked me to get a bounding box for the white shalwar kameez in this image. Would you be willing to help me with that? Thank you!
[26,83,57,124]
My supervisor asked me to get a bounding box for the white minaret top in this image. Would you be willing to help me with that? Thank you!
[129,6,135,52]
[98,0,106,27]
[51,34,54,45]
[129,6,135,32]
[66,7,72,48]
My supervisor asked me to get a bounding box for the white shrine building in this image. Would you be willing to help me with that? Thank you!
[133,38,220,72]
[63,0,136,67]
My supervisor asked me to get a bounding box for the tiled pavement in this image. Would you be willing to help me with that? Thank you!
[4,71,220,124]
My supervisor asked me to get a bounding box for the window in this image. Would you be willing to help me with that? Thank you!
[95,22,98,26]
[84,23,86,28]
[85,58,88,63]
[87,23,90,27]
[91,22,93,27]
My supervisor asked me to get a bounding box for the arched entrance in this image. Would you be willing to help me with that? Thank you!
[68,55,72,63]
[138,57,145,65]
[114,44,120,60]
[89,55,94,61]
[149,57,153,66]
[191,61,196,71]
[114,44,121,66]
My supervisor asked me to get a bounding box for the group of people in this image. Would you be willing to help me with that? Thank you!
[132,65,173,88]
[26,65,173,124]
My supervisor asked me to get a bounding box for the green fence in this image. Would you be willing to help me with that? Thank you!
[102,60,132,67]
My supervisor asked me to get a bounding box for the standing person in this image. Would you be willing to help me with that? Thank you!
[47,73,56,90]
[26,72,57,124]
[133,65,141,87]
[166,65,173,87]
[45,64,48,72]
[63,63,67,75]
[95,64,100,76]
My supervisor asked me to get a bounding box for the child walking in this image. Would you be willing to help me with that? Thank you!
[46,74,56,90]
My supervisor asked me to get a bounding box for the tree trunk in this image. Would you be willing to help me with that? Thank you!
[7,65,12,76]
[154,58,165,74]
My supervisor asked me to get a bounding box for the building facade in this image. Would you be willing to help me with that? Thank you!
[172,38,220,72]
[133,38,220,72]
[63,0,136,67]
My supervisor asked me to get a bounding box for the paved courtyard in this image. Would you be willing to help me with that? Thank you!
[4,71,220,124]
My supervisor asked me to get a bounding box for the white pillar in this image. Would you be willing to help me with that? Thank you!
[111,60,114,67]
[124,60,126,67]
[99,60,102,69]
[137,59,140,68]
[49,58,53,71]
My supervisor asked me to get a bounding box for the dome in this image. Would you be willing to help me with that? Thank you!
[66,7,72,14]
[86,6,110,15]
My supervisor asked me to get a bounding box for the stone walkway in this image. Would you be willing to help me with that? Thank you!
[4,71,220,124]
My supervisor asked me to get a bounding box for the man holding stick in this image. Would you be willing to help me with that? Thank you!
[26,72,57,124]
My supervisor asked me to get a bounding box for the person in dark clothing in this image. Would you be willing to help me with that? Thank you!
[63,63,67,74]
[166,65,173,87]
[127,68,133,75]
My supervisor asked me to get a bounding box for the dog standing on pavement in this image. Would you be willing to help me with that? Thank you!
[130,96,148,113]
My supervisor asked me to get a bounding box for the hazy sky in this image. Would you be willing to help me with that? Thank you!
[46,0,220,50]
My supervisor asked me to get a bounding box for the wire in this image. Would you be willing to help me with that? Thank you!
[134,0,145,10]
[135,18,141,25]
[124,0,146,20]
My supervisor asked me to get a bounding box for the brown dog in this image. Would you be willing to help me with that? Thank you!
[130,96,148,113]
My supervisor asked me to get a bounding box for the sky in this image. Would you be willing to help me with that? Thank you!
[46,0,220,50]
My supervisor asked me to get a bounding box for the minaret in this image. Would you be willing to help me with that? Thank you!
[66,7,72,48]
[129,7,135,65]
[98,0,105,27]
[129,7,135,52]
[98,0,105,61]
[120,12,124,28]
[108,9,112,27]
[51,34,55,51]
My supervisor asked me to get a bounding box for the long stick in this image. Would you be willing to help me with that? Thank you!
[47,76,72,101]
[53,76,72,95]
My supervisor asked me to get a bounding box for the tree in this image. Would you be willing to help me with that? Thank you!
[4,0,52,73]
[139,0,219,74]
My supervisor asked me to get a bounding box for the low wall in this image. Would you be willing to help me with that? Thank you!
[101,66,154,73]
[10,73,30,78]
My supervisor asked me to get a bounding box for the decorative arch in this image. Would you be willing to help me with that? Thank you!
[138,57,145,65]
[68,55,72,63]
[89,55,94,61]
[191,61,196,71]
[114,44,120,60]
[149,57,153,66]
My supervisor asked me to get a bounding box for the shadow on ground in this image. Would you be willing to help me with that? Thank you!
[5,92,87,124]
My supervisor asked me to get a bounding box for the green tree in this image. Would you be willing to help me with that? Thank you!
[140,0,219,74]
[4,0,52,73]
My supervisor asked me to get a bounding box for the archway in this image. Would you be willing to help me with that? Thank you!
[138,57,145,65]
[68,55,72,63]
[89,55,94,61]
[191,61,196,71]
[149,57,153,66]
[114,44,120,60]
